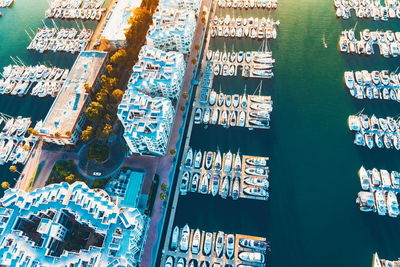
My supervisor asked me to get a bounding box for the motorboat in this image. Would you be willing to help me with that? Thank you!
[218,93,225,106]
[245,167,268,176]
[239,251,265,264]
[391,171,400,189]
[205,151,213,170]
[246,157,267,166]
[211,175,221,196]
[387,191,399,217]
[180,172,189,195]
[194,150,202,169]
[209,90,217,105]
[239,238,269,251]
[165,256,173,267]
[200,173,210,194]
[177,258,185,267]
[243,186,268,197]
[225,95,232,107]
[233,151,241,171]
[241,93,248,108]
[215,231,225,258]
[192,229,201,254]
[232,176,240,200]
[211,109,219,125]
[191,173,200,192]
[233,94,240,108]
[229,111,237,127]
[224,150,233,172]
[358,166,370,191]
[220,175,230,199]
[375,190,388,215]
[203,232,213,255]
[226,234,235,259]
[238,111,246,127]
[244,177,269,188]
[194,108,202,124]
[202,108,211,124]
[171,226,180,250]
[214,149,222,170]
[185,148,193,167]
[180,225,190,252]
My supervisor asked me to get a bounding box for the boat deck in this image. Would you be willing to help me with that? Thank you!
[162,227,267,267]
[180,149,270,201]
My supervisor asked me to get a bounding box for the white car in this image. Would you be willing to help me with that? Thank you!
[93,172,102,177]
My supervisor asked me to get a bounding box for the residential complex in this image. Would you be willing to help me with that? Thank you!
[128,45,185,100]
[0,182,147,266]
[147,8,196,54]
[36,51,107,145]
[102,0,143,48]
[118,92,174,156]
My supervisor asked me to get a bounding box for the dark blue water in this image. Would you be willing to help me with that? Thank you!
[172,0,400,266]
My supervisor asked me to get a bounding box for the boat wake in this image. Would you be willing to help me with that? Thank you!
[322,34,328,48]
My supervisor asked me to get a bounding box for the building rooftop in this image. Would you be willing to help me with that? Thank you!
[102,0,142,43]
[39,51,107,138]
[128,45,185,99]
[0,182,146,267]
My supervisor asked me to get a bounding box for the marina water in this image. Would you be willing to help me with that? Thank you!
[1,0,400,266]
[0,0,98,192]
[172,0,400,266]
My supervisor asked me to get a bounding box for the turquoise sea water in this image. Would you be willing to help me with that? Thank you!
[171,0,400,266]
[0,0,97,192]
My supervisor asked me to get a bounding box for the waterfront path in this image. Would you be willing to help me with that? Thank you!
[139,1,214,266]
[86,0,118,50]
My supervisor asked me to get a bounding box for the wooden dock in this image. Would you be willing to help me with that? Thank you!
[194,92,272,130]
[180,148,270,201]
[162,226,268,267]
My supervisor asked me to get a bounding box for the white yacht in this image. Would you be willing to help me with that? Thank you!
[211,175,221,197]
[232,176,240,200]
[171,226,180,250]
[226,234,235,259]
[191,173,199,192]
[194,150,202,169]
[180,172,189,195]
[244,177,269,188]
[238,251,265,263]
[203,232,213,255]
[200,173,210,194]
[358,166,370,191]
[215,231,225,258]
[224,150,233,172]
[243,187,268,198]
[191,229,201,254]
[179,225,190,252]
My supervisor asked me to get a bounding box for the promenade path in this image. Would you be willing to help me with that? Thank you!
[139,0,213,265]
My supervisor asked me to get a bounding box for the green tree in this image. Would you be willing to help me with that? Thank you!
[110,49,127,66]
[65,174,76,184]
[85,102,104,122]
[81,126,94,142]
[182,91,189,100]
[169,149,176,156]
[195,44,200,50]
[180,106,186,112]
[161,183,168,192]
[191,58,197,65]
[9,165,20,174]
[160,192,167,201]
[1,181,10,190]
[111,89,124,103]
